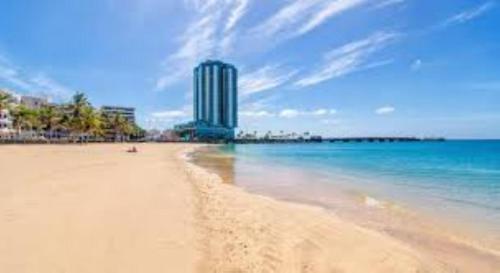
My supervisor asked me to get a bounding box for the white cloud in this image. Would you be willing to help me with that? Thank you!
[240,110,275,118]
[411,59,422,71]
[278,108,337,118]
[251,0,369,41]
[0,54,73,101]
[443,1,495,27]
[225,0,250,32]
[360,59,394,71]
[150,103,192,120]
[374,0,405,9]
[297,0,366,36]
[279,109,301,118]
[295,31,398,87]
[146,105,193,129]
[156,0,250,90]
[0,64,32,90]
[151,110,189,118]
[239,65,297,96]
[29,74,73,101]
[0,55,35,91]
[240,95,279,111]
[311,109,329,116]
[375,106,395,115]
[311,108,337,116]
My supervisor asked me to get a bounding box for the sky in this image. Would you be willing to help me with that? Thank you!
[1,0,499,138]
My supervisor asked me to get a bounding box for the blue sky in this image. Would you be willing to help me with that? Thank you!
[1,0,499,138]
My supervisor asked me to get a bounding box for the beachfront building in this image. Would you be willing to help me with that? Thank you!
[0,109,15,140]
[100,105,136,141]
[0,91,16,140]
[0,92,49,141]
[101,106,136,124]
[0,90,14,139]
[175,60,238,141]
[20,95,48,109]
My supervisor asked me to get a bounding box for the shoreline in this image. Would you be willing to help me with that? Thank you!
[187,144,500,272]
[182,145,444,272]
[190,144,500,240]
[1,144,498,272]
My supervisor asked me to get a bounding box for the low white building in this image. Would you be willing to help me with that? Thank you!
[0,91,50,141]
[0,109,14,140]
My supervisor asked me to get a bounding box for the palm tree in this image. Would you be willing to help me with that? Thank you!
[0,92,12,111]
[68,92,91,142]
[58,111,72,139]
[39,105,61,141]
[81,107,103,141]
[29,109,43,138]
[11,105,39,141]
[70,92,90,114]
[130,124,145,140]
[120,119,134,141]
[108,114,132,142]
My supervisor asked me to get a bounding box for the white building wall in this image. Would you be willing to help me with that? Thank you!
[0,109,15,140]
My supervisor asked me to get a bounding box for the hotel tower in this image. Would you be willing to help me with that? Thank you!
[175,60,238,141]
[193,60,238,129]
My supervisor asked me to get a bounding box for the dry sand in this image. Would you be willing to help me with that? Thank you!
[0,144,497,272]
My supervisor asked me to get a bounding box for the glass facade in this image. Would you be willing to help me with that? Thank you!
[176,60,238,141]
[193,60,238,129]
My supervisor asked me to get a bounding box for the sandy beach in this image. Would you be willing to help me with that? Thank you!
[0,144,498,272]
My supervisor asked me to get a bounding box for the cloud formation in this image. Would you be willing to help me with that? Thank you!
[279,108,337,118]
[239,65,297,96]
[240,107,337,119]
[375,106,395,115]
[240,110,275,117]
[374,0,405,9]
[0,54,72,101]
[151,110,189,118]
[251,0,368,41]
[443,1,495,27]
[279,109,301,118]
[146,104,192,129]
[156,0,250,90]
[295,31,398,87]
[156,0,400,92]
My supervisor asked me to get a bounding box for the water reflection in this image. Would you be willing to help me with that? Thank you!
[190,145,236,185]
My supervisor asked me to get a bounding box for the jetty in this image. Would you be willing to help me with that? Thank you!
[233,137,445,144]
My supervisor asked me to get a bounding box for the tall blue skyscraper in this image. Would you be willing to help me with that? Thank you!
[193,60,238,129]
[175,60,238,141]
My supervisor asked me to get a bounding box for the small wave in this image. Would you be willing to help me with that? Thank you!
[364,195,386,209]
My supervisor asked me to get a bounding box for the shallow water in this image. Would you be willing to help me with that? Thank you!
[191,140,500,245]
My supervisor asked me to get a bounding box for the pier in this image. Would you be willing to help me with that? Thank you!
[327,137,445,143]
[233,137,445,144]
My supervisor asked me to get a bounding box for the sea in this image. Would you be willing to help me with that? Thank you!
[192,140,500,239]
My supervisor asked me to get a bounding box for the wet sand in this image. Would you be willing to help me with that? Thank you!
[0,144,498,272]
[191,145,500,272]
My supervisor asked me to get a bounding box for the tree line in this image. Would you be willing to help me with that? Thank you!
[0,92,144,142]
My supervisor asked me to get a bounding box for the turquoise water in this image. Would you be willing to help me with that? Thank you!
[219,141,500,232]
